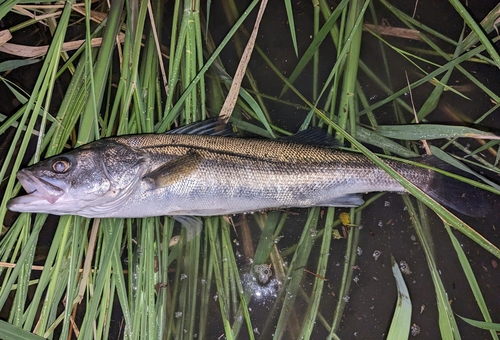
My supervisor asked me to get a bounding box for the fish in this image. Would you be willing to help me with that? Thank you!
[7,119,492,223]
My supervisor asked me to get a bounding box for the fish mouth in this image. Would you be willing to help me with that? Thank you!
[10,169,66,205]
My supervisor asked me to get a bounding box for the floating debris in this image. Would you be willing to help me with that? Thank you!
[240,263,280,301]
[339,212,350,226]
[169,235,181,247]
[332,229,343,239]
[399,261,412,275]
[353,275,360,285]
[254,264,272,284]
[373,250,382,261]
[411,324,421,336]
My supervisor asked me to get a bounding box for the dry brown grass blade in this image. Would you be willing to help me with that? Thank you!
[0,29,12,45]
[219,0,268,123]
[12,4,86,25]
[363,23,422,41]
[147,0,168,95]
[0,33,125,58]
[71,6,109,25]
[77,218,100,303]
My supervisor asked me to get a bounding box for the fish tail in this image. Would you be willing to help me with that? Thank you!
[424,171,494,217]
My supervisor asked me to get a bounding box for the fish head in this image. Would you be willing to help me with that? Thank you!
[7,139,150,216]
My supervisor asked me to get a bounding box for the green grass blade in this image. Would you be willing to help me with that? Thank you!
[0,320,47,340]
[444,224,500,340]
[448,0,500,68]
[457,316,500,332]
[375,124,500,141]
[298,207,334,339]
[386,255,412,340]
[279,0,348,97]
[284,0,298,57]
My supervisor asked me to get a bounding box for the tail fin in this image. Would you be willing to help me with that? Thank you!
[425,169,496,218]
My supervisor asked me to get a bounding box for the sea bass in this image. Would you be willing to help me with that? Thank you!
[7,120,489,219]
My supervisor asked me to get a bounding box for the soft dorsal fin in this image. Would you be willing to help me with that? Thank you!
[166,118,236,136]
[280,127,340,148]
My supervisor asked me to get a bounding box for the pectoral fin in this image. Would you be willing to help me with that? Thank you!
[144,150,202,188]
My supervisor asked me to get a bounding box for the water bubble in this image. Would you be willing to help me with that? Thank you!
[377,220,383,227]
[240,263,280,301]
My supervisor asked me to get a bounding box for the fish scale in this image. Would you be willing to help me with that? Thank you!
[99,134,429,217]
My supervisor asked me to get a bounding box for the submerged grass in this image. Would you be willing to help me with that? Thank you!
[0,0,499,339]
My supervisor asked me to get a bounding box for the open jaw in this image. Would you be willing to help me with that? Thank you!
[7,170,67,211]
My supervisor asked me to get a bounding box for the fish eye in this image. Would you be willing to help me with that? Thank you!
[52,158,71,173]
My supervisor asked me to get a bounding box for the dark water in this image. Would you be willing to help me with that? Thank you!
[1,0,500,339]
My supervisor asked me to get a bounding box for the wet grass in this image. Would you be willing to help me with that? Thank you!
[0,0,500,339]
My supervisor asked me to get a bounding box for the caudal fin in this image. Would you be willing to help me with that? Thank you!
[425,171,497,217]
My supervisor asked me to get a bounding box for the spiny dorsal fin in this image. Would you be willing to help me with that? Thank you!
[144,150,202,188]
[166,118,236,136]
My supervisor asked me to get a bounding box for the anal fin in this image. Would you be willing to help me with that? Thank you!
[316,194,365,207]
